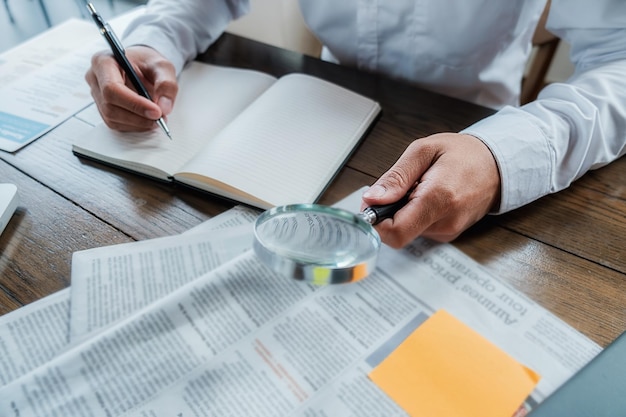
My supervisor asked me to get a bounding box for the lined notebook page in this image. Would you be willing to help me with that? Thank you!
[178,74,380,207]
[72,63,276,179]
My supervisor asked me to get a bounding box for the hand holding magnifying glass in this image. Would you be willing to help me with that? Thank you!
[253,192,411,285]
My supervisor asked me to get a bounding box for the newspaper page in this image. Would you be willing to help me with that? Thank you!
[0,239,600,417]
[118,241,602,416]
[0,205,257,389]
[0,289,70,387]
[69,206,258,342]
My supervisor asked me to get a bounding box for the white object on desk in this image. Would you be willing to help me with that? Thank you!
[0,183,18,236]
[0,8,146,152]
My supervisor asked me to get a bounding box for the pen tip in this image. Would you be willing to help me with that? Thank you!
[156,118,172,140]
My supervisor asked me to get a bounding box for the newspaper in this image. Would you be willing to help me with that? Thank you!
[69,206,259,343]
[0,205,257,386]
[0,289,70,387]
[0,192,601,416]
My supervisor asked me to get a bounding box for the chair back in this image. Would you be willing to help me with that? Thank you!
[521,0,560,104]
[226,0,322,58]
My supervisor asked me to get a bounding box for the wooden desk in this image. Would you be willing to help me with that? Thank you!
[1,33,624,348]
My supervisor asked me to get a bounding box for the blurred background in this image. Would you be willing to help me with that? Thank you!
[0,0,145,53]
[1,0,574,93]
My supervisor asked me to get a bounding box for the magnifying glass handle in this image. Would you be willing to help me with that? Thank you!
[359,191,412,225]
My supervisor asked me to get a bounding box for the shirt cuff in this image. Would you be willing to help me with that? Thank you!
[461,106,555,214]
[123,26,189,75]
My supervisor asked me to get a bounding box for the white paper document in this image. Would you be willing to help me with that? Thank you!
[0,191,601,417]
[0,205,257,387]
[0,288,70,387]
[0,10,145,152]
[69,222,256,343]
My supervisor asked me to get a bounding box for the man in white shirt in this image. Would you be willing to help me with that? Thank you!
[85,0,626,248]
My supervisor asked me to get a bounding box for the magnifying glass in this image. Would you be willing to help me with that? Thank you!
[253,193,410,285]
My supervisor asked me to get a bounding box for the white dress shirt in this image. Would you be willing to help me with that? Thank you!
[123,0,626,214]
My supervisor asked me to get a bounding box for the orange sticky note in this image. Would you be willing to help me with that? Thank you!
[368,310,540,417]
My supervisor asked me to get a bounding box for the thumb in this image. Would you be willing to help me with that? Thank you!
[151,68,177,116]
[128,46,178,116]
[361,177,409,208]
[146,66,177,118]
[362,140,434,206]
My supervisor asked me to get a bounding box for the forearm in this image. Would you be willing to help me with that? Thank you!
[463,23,626,213]
[122,0,250,74]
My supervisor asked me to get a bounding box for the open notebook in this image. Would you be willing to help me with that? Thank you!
[72,62,381,209]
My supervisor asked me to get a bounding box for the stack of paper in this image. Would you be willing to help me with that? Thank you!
[0,191,601,417]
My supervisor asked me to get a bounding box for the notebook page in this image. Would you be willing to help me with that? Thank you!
[72,63,276,179]
[178,73,380,206]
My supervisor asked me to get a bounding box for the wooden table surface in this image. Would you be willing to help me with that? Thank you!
[1,33,624,348]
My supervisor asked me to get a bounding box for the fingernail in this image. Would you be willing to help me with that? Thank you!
[158,96,173,115]
[144,108,161,119]
[363,184,386,198]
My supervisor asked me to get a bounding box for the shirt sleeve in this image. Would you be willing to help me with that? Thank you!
[121,0,250,74]
[461,0,626,214]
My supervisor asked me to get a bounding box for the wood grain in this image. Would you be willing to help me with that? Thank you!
[455,222,626,347]
[496,163,626,274]
[0,160,132,314]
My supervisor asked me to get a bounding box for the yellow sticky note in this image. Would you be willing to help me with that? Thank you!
[369,310,540,417]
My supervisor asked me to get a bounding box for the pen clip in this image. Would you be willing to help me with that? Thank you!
[104,24,125,54]
[86,3,125,53]
[86,3,104,27]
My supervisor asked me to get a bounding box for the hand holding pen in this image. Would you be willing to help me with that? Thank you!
[85,2,173,139]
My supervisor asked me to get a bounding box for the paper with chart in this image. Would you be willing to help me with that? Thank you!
[0,10,143,152]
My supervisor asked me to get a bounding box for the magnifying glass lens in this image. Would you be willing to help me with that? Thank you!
[253,204,381,284]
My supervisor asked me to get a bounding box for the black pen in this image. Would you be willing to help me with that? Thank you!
[359,189,413,225]
[86,2,172,139]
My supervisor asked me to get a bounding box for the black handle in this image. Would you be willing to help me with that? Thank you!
[360,191,412,225]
